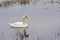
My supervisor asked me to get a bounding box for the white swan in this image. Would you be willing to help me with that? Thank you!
[9,15,28,28]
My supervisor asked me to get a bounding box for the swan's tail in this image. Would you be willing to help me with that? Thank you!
[9,23,13,26]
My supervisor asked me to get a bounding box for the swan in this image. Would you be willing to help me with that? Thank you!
[9,15,28,28]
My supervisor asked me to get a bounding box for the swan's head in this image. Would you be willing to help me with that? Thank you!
[22,15,28,24]
[23,15,28,20]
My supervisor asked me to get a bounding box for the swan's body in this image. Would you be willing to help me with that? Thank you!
[9,22,28,28]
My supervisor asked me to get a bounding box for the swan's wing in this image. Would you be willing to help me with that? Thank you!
[9,22,18,27]
[9,22,22,27]
[9,22,28,28]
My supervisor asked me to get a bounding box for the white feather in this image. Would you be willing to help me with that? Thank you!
[9,22,28,28]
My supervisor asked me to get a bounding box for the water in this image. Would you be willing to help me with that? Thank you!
[0,0,60,40]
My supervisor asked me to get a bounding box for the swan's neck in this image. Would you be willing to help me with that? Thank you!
[22,15,27,24]
[22,18,27,24]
